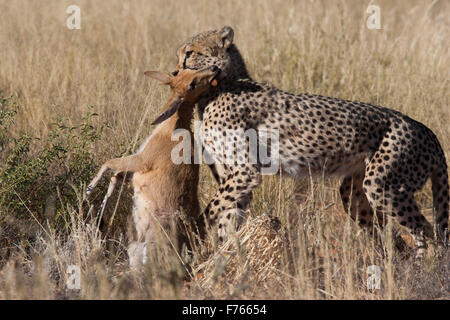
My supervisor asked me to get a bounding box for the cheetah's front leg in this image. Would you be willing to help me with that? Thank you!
[204,165,262,242]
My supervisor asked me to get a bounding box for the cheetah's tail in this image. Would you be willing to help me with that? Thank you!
[431,154,449,245]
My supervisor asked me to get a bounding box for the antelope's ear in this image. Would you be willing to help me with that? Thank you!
[144,71,171,84]
[219,26,234,49]
[151,99,183,125]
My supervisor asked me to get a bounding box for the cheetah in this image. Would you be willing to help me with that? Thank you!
[172,26,449,257]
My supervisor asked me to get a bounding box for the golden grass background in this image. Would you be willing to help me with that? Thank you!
[0,0,449,299]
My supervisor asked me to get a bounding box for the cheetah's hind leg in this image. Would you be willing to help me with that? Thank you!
[362,148,434,261]
[340,165,410,255]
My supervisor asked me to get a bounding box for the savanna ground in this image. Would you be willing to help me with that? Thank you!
[0,0,449,299]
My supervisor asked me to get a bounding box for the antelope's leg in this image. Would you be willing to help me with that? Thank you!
[97,174,119,217]
[86,164,110,196]
[87,155,146,196]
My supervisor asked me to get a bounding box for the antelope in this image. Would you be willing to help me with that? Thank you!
[86,65,221,267]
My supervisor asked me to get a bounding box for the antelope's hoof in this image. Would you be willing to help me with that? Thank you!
[86,185,94,197]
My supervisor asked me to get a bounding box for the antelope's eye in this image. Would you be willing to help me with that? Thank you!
[189,81,196,90]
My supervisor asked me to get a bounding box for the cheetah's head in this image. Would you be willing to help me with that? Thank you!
[172,26,235,80]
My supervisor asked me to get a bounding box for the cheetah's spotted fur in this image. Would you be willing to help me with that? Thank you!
[173,27,449,256]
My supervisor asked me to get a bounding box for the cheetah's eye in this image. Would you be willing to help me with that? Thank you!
[183,51,194,69]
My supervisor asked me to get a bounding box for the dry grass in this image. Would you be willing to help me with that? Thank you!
[0,0,449,299]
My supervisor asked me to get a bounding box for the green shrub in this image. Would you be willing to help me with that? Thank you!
[0,92,106,231]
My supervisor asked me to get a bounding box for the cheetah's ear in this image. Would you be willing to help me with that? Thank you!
[219,26,234,49]
[144,71,171,85]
